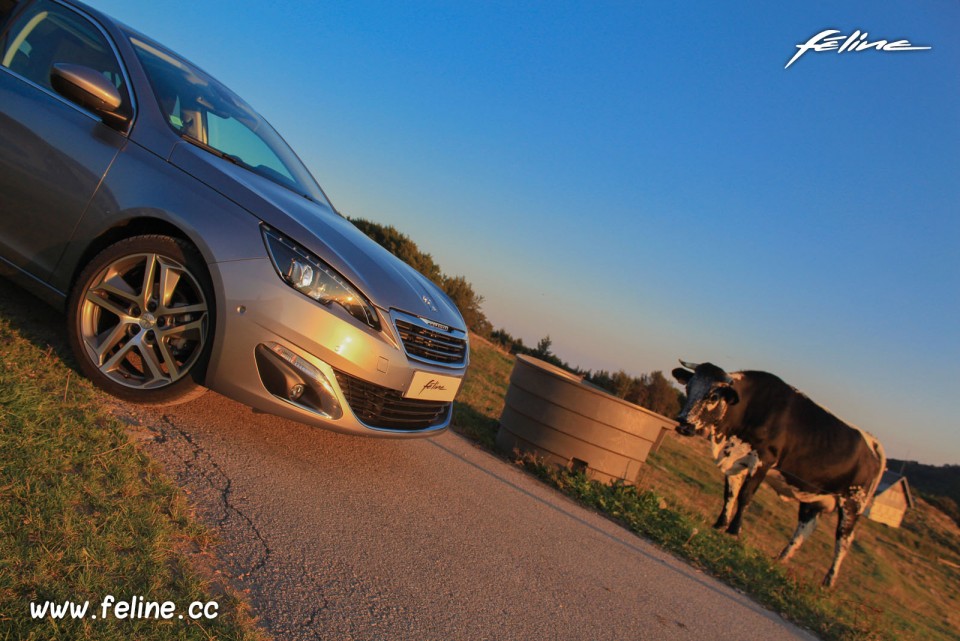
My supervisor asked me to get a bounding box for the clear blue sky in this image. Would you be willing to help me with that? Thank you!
[87,1,958,465]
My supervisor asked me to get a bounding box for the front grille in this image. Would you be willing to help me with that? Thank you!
[395,318,467,366]
[334,370,450,431]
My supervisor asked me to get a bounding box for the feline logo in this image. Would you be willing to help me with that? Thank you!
[421,379,447,394]
[785,29,931,69]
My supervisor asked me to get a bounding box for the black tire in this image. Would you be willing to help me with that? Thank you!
[67,235,215,405]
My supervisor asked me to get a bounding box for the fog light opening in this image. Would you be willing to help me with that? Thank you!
[255,343,343,420]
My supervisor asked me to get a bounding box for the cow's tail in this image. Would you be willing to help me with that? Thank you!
[865,436,887,505]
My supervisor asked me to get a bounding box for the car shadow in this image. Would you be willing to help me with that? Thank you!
[0,278,78,371]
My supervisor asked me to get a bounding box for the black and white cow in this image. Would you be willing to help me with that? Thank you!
[671,361,886,588]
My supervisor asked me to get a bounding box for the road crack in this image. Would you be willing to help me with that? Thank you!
[154,414,272,577]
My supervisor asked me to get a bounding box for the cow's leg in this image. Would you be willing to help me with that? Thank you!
[725,466,768,536]
[713,470,747,529]
[822,494,865,588]
[777,502,822,562]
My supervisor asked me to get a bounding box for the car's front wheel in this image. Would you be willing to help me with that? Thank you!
[67,235,214,405]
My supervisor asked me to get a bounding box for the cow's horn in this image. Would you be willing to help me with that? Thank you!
[679,359,699,370]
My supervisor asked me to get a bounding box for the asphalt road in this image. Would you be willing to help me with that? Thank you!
[126,394,818,641]
[1,280,815,641]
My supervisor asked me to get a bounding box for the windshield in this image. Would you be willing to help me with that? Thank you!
[130,37,329,205]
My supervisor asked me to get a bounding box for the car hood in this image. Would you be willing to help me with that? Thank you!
[168,141,466,332]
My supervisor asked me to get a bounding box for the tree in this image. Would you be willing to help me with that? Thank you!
[441,274,491,336]
[349,218,443,284]
[611,370,634,400]
[587,370,616,395]
[637,371,682,417]
[584,368,682,417]
[532,335,554,360]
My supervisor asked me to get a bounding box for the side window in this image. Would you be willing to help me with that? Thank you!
[0,0,127,111]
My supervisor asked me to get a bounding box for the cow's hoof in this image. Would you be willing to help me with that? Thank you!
[712,519,727,530]
[725,525,742,537]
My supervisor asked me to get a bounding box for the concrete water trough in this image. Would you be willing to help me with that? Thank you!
[496,355,677,485]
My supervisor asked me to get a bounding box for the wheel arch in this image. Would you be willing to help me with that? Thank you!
[66,216,209,299]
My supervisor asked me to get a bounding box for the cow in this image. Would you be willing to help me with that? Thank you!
[670,360,886,588]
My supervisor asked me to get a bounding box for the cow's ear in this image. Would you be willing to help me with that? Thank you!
[719,385,739,406]
[672,367,693,385]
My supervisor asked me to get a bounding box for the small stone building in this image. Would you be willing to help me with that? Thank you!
[866,471,915,528]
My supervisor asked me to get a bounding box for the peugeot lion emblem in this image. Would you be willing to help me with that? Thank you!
[422,295,438,312]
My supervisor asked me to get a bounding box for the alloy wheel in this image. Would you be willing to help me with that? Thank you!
[78,252,209,390]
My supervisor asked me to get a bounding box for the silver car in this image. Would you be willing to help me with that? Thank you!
[0,0,469,436]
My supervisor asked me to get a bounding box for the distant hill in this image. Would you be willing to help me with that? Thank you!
[888,458,960,526]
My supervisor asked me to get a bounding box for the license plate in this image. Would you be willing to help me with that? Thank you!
[405,371,461,402]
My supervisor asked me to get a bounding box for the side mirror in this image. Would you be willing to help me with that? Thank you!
[50,63,129,129]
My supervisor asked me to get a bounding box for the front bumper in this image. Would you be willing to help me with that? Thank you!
[203,257,468,437]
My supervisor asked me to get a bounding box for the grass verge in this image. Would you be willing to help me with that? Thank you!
[0,310,265,640]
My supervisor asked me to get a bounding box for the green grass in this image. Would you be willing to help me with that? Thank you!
[451,334,513,448]
[453,335,960,641]
[0,305,265,640]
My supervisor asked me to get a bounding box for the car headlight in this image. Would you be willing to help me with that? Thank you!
[262,226,381,331]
